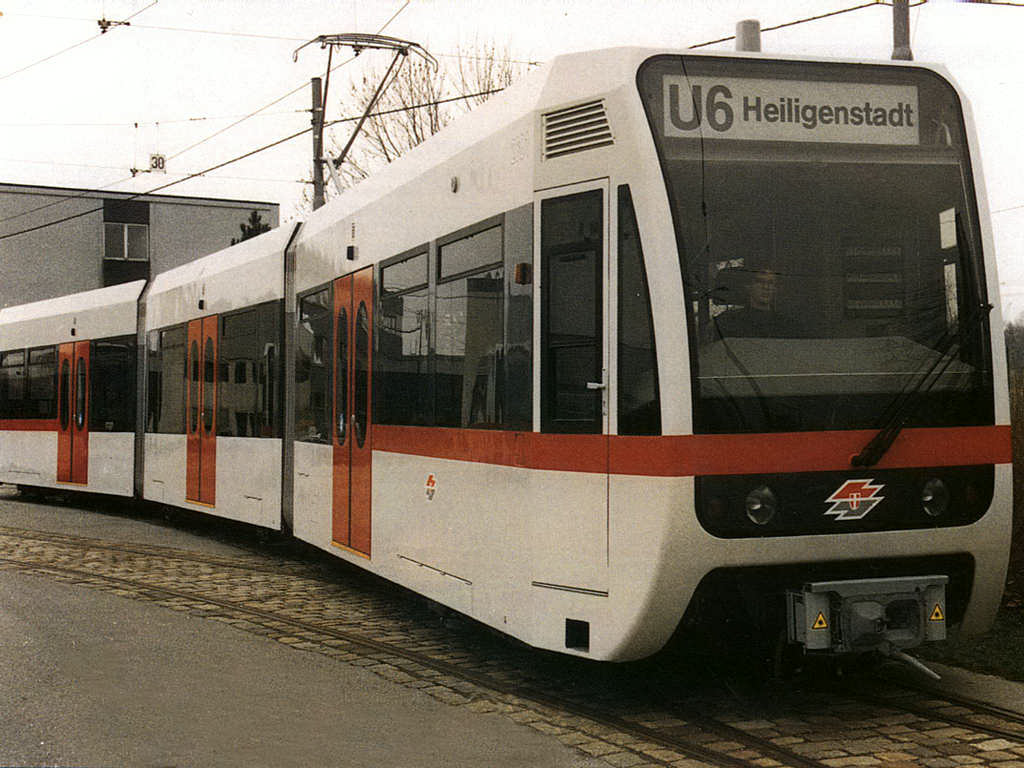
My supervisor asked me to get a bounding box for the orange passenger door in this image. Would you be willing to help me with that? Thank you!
[186,315,218,505]
[332,268,373,556]
[57,340,90,485]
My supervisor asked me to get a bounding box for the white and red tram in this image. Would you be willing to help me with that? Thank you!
[0,48,1011,662]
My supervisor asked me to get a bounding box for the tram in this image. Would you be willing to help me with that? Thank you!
[0,47,1010,662]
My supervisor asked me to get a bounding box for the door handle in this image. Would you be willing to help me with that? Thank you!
[586,381,606,390]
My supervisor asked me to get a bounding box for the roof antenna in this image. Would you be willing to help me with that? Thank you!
[892,0,913,61]
[735,19,761,52]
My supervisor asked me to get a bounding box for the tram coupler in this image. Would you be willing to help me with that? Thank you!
[878,642,942,681]
[786,575,948,655]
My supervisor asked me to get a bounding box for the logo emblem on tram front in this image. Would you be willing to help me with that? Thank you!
[825,479,885,521]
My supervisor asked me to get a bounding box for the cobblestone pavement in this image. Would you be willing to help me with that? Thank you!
[3,507,1024,768]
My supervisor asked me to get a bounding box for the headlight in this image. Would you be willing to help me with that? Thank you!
[922,478,950,518]
[745,485,777,526]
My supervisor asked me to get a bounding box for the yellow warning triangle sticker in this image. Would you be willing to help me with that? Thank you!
[930,604,945,622]
[812,612,829,630]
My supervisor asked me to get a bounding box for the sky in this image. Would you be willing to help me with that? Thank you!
[0,0,1022,316]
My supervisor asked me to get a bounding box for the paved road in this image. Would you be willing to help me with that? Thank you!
[0,489,603,768]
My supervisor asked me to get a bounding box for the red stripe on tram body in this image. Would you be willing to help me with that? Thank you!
[374,424,1011,477]
[609,424,1012,477]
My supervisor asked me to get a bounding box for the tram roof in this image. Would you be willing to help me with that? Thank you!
[295,46,952,242]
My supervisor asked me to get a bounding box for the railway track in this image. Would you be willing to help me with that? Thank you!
[832,675,1024,743]
[3,522,1024,768]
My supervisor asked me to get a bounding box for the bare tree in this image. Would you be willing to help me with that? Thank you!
[312,43,530,198]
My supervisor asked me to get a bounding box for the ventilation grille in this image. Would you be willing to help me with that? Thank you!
[542,100,614,159]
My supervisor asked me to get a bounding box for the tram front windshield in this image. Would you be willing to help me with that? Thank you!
[638,56,993,433]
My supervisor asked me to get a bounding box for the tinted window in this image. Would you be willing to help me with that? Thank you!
[0,348,60,421]
[75,356,87,430]
[148,326,186,434]
[435,226,504,428]
[638,55,993,433]
[354,303,370,448]
[203,337,215,434]
[296,287,332,443]
[541,190,603,434]
[336,307,348,444]
[59,360,70,430]
[439,225,502,279]
[90,336,136,432]
[617,186,660,435]
[0,350,26,418]
[504,205,534,430]
[26,346,57,419]
[382,252,427,294]
[378,254,431,425]
[189,340,199,433]
[217,304,281,438]
[435,268,504,428]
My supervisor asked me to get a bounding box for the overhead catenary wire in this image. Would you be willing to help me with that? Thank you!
[0,33,105,82]
[6,0,1005,238]
[0,109,308,129]
[0,0,413,228]
[0,1,156,82]
[688,0,926,49]
[0,85,506,241]
[166,0,413,161]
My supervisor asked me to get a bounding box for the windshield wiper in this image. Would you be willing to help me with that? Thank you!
[851,212,991,468]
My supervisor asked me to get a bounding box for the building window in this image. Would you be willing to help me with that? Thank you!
[103,198,150,288]
[104,222,150,262]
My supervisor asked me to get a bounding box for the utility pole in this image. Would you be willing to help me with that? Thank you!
[311,77,326,210]
[892,0,913,61]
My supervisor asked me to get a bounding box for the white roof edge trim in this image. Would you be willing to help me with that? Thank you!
[147,222,293,299]
[0,279,145,325]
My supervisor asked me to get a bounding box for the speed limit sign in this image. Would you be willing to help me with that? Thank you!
[149,154,167,173]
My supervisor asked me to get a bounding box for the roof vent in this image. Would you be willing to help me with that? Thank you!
[543,100,613,160]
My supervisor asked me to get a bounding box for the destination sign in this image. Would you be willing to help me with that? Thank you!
[663,76,919,144]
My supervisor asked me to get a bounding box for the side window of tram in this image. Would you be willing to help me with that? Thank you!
[218,303,281,438]
[90,336,136,432]
[0,348,55,419]
[541,190,603,434]
[435,225,504,428]
[27,346,57,419]
[296,287,333,443]
[0,349,26,418]
[377,252,431,425]
[147,326,186,434]
[617,186,661,435]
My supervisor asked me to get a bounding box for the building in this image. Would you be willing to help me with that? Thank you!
[0,183,280,309]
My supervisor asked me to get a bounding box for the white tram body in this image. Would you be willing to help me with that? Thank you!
[143,223,296,527]
[0,280,143,496]
[0,48,1011,662]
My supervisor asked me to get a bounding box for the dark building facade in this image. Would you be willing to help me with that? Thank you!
[0,183,279,309]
